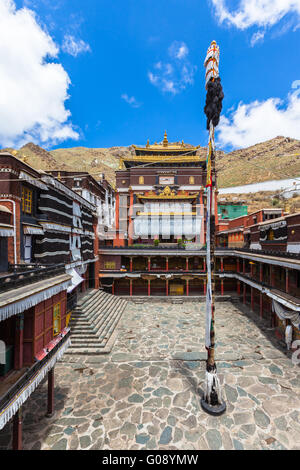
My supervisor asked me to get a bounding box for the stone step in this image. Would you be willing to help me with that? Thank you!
[73,290,106,314]
[65,347,108,355]
[75,301,125,340]
[84,294,116,321]
[66,290,128,354]
[91,297,124,333]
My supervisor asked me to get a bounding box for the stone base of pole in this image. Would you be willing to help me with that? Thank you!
[200,365,226,416]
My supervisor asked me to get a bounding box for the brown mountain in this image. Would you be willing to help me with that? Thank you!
[2,135,300,192]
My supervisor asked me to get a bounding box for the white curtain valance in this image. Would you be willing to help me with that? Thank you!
[23,225,44,235]
[0,228,14,237]
[19,171,48,190]
[272,300,300,329]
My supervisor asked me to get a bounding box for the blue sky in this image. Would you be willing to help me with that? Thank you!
[2,0,300,151]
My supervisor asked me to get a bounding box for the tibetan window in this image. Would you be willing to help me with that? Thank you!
[53,302,61,336]
[22,187,33,214]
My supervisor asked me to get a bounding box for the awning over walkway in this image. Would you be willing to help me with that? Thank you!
[67,268,84,293]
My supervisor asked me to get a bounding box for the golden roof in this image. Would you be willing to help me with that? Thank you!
[136,186,198,200]
[132,131,200,153]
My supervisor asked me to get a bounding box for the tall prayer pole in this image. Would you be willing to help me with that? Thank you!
[201,40,226,415]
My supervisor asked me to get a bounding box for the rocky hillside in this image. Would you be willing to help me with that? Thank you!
[216,136,300,188]
[2,135,300,194]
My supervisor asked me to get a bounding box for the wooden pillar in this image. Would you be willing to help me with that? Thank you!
[166,257,169,272]
[12,407,22,450]
[166,279,168,296]
[186,279,189,296]
[243,283,246,304]
[237,280,240,295]
[286,268,289,293]
[148,257,151,272]
[260,292,263,318]
[237,258,240,273]
[129,279,133,296]
[203,258,206,272]
[259,263,263,282]
[270,265,275,287]
[185,257,189,272]
[220,257,224,272]
[221,279,224,296]
[203,279,206,295]
[14,313,24,370]
[129,257,133,272]
[148,279,151,296]
[46,368,55,418]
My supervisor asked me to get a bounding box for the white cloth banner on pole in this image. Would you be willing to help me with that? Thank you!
[205,187,212,348]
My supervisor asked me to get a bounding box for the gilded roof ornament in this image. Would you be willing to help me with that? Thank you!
[163,131,168,147]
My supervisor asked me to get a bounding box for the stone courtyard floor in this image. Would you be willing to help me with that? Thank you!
[1,300,300,450]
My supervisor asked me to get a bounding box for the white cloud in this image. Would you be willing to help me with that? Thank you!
[62,34,91,57]
[211,0,300,29]
[216,82,300,149]
[168,41,189,60]
[121,94,142,108]
[148,41,196,94]
[0,0,79,148]
[250,30,265,46]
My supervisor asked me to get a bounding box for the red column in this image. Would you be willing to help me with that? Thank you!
[286,268,289,293]
[203,279,206,295]
[186,279,189,296]
[12,408,22,450]
[148,280,151,296]
[237,258,240,273]
[185,258,189,271]
[129,279,133,296]
[148,257,151,272]
[14,314,24,370]
[260,263,263,282]
[203,258,206,272]
[237,280,240,295]
[166,280,168,296]
[270,265,275,287]
[166,257,169,272]
[243,284,246,304]
[221,257,224,272]
[221,279,224,296]
[46,369,54,418]
[260,293,263,318]
[130,257,133,272]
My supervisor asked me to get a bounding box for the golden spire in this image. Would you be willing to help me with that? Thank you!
[58,171,61,180]
[163,130,168,147]
[146,139,150,148]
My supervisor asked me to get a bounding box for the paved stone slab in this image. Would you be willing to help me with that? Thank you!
[1,300,300,450]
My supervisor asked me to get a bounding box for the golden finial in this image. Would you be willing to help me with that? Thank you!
[146,139,150,148]
[119,158,124,170]
[163,130,168,147]
[58,171,61,180]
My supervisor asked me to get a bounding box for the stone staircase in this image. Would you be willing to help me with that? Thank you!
[65,289,127,354]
